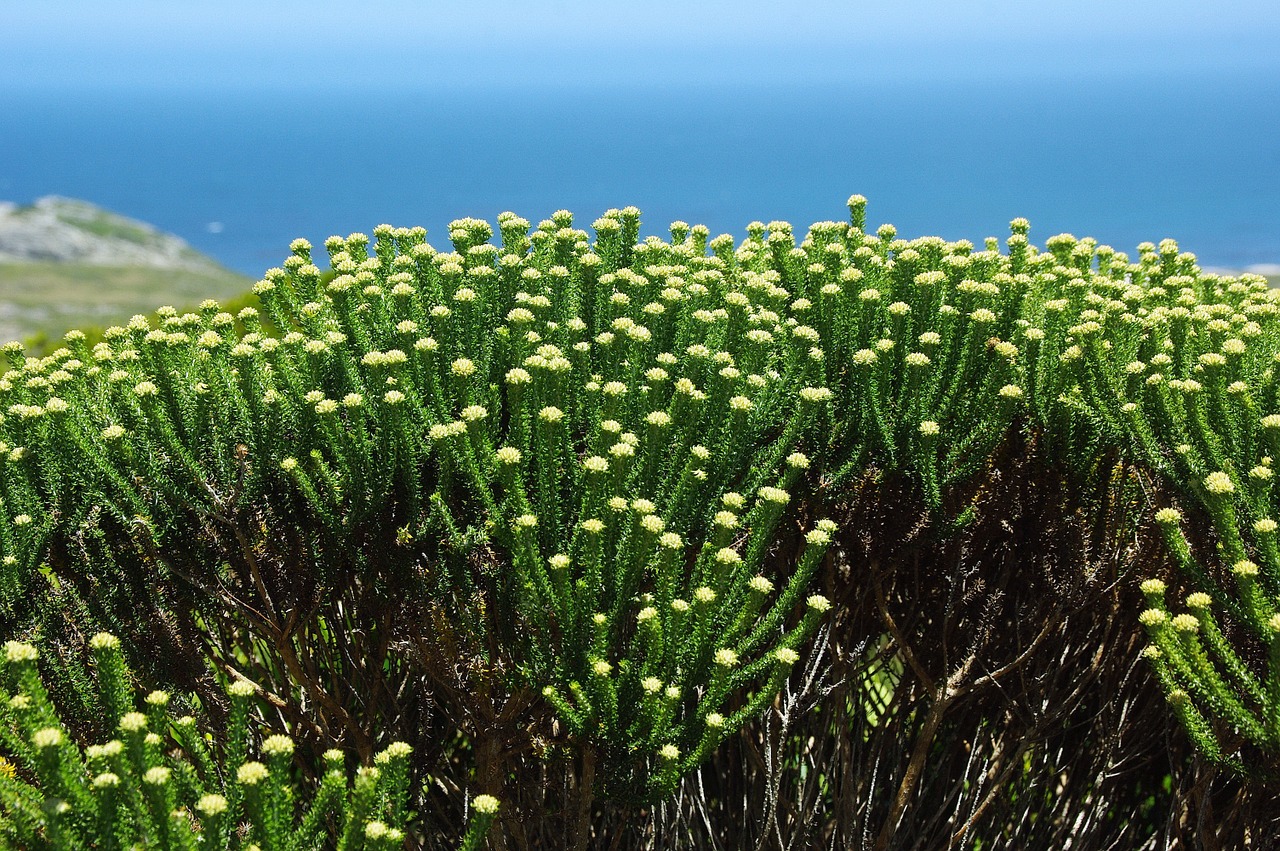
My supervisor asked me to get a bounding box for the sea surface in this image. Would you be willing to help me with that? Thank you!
[2,70,1278,277]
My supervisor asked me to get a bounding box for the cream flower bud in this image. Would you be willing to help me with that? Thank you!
[262,734,294,757]
[806,528,832,546]
[237,761,269,785]
[1233,559,1259,577]
[94,772,121,789]
[799,386,834,402]
[714,648,739,667]
[786,452,810,469]
[1185,592,1212,609]
[1203,472,1234,495]
[228,679,256,697]
[640,515,665,534]
[1139,609,1168,627]
[32,727,63,749]
[714,510,738,529]
[118,712,147,732]
[474,794,501,814]
[758,486,790,505]
[143,766,171,785]
[713,547,741,565]
[89,632,119,650]
[807,595,832,612]
[646,410,671,427]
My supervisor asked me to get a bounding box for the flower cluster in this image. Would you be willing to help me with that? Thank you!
[0,208,840,805]
[3,196,1280,807]
[0,636,498,849]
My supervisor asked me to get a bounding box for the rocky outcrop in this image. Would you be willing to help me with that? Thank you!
[0,196,223,272]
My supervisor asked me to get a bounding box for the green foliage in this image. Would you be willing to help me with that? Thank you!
[0,263,253,354]
[1,195,1278,845]
[782,211,1280,771]
[0,634,496,849]
[0,212,839,808]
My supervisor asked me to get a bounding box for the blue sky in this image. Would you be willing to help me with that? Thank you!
[4,0,1279,90]
[3,0,1278,270]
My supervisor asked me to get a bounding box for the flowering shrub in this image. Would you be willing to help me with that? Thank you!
[0,634,498,849]
[0,206,840,838]
[0,196,1278,845]
[797,207,1280,778]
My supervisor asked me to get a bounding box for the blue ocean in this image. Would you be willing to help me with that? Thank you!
[2,70,1278,276]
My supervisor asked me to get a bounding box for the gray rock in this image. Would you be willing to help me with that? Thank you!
[0,196,223,272]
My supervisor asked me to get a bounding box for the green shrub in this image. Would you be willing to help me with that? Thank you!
[0,208,838,836]
[1,197,1278,846]
[0,634,497,849]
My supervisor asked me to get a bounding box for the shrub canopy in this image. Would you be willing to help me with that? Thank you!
[2,198,1279,846]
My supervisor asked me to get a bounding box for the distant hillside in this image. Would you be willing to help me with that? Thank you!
[1244,264,1280,289]
[0,197,250,344]
[1204,263,1279,289]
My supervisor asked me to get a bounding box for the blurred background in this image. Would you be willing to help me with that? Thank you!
[1,0,1277,339]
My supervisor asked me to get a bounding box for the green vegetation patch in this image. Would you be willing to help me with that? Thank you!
[0,263,251,346]
[1,199,1279,847]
